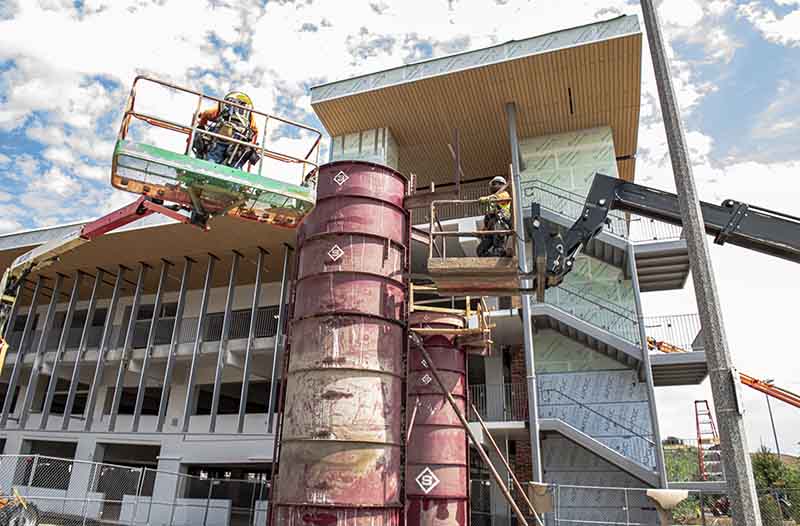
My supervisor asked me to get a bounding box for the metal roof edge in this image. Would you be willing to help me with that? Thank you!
[310,14,641,105]
[0,214,178,254]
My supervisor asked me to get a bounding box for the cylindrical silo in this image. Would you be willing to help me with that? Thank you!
[274,161,408,526]
[406,311,469,526]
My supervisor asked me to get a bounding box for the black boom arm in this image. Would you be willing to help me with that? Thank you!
[525,173,800,296]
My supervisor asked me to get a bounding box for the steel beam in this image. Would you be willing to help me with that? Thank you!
[266,244,291,433]
[40,271,83,430]
[19,274,64,428]
[0,277,42,428]
[506,101,542,482]
[209,252,240,432]
[132,260,170,432]
[108,263,147,431]
[181,255,216,432]
[62,270,102,430]
[237,248,265,433]
[628,243,668,487]
[156,258,192,432]
[640,2,760,523]
[84,266,125,431]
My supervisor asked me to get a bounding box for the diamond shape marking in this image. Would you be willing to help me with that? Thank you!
[327,244,345,262]
[420,373,433,385]
[415,467,440,494]
[333,170,349,186]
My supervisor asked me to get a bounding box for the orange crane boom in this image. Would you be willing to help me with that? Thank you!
[739,373,800,409]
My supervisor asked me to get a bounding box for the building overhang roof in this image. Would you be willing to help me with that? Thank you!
[311,14,642,186]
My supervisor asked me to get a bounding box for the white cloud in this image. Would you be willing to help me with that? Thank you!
[739,1,800,46]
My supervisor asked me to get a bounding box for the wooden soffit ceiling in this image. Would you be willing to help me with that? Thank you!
[311,15,642,186]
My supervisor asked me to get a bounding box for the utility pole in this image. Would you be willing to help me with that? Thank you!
[639,2,762,524]
[764,380,781,459]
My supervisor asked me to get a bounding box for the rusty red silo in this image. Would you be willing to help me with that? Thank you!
[407,312,469,526]
[274,161,408,526]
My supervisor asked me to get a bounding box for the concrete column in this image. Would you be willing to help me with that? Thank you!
[640,2,760,523]
[149,456,184,526]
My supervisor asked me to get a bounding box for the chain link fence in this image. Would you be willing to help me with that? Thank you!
[482,482,797,526]
[0,454,269,526]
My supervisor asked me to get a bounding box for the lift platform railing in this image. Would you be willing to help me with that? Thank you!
[428,197,518,260]
[119,76,322,183]
[112,76,323,228]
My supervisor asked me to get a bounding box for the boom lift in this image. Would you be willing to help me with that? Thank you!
[525,172,800,298]
[0,77,322,373]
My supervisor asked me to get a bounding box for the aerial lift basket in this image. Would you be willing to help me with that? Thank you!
[112,76,322,228]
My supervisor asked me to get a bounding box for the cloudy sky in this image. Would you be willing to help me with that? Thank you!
[1,0,799,454]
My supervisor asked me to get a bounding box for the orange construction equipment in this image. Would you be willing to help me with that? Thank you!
[739,373,800,409]
[694,400,724,481]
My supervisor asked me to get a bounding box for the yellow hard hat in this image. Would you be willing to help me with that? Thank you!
[224,91,253,108]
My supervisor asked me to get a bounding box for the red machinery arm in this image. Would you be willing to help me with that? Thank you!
[0,196,200,355]
[740,373,800,409]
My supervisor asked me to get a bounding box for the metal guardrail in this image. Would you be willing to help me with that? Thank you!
[0,454,269,526]
[643,313,701,353]
[545,285,641,346]
[413,176,683,243]
[5,306,281,354]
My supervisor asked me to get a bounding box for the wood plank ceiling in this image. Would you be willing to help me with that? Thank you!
[312,33,642,186]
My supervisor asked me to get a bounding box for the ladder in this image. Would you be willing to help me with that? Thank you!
[694,400,724,481]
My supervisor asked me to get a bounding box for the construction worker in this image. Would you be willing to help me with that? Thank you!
[477,176,512,257]
[192,91,260,170]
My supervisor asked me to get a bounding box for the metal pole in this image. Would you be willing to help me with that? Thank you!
[267,244,292,433]
[209,251,240,432]
[182,255,216,432]
[63,270,102,430]
[765,394,781,458]
[237,248,265,433]
[20,273,64,428]
[1,276,44,427]
[84,266,126,431]
[628,243,668,487]
[640,2,761,523]
[157,258,192,432]
[506,101,542,482]
[132,260,170,432]
[41,271,83,429]
[471,403,538,517]
[109,263,148,432]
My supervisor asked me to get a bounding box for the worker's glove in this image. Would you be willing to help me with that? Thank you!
[478,196,492,204]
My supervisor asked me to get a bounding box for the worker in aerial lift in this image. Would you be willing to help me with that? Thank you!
[192,91,261,170]
[477,175,513,257]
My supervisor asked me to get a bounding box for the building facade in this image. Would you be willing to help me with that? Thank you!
[0,13,710,526]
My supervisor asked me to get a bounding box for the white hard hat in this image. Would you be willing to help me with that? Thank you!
[490,176,507,185]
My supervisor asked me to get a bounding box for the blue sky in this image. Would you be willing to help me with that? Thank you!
[1,0,799,452]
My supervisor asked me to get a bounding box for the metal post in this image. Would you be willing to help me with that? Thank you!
[628,243,668,487]
[132,260,170,432]
[471,404,538,517]
[156,258,192,432]
[765,393,781,458]
[41,271,83,429]
[237,248,265,433]
[28,454,40,486]
[63,270,102,430]
[1,276,44,428]
[109,263,147,432]
[640,2,761,523]
[506,101,542,482]
[84,266,126,431]
[209,251,240,432]
[19,273,64,428]
[202,480,216,526]
[182,255,216,432]
[267,244,292,433]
